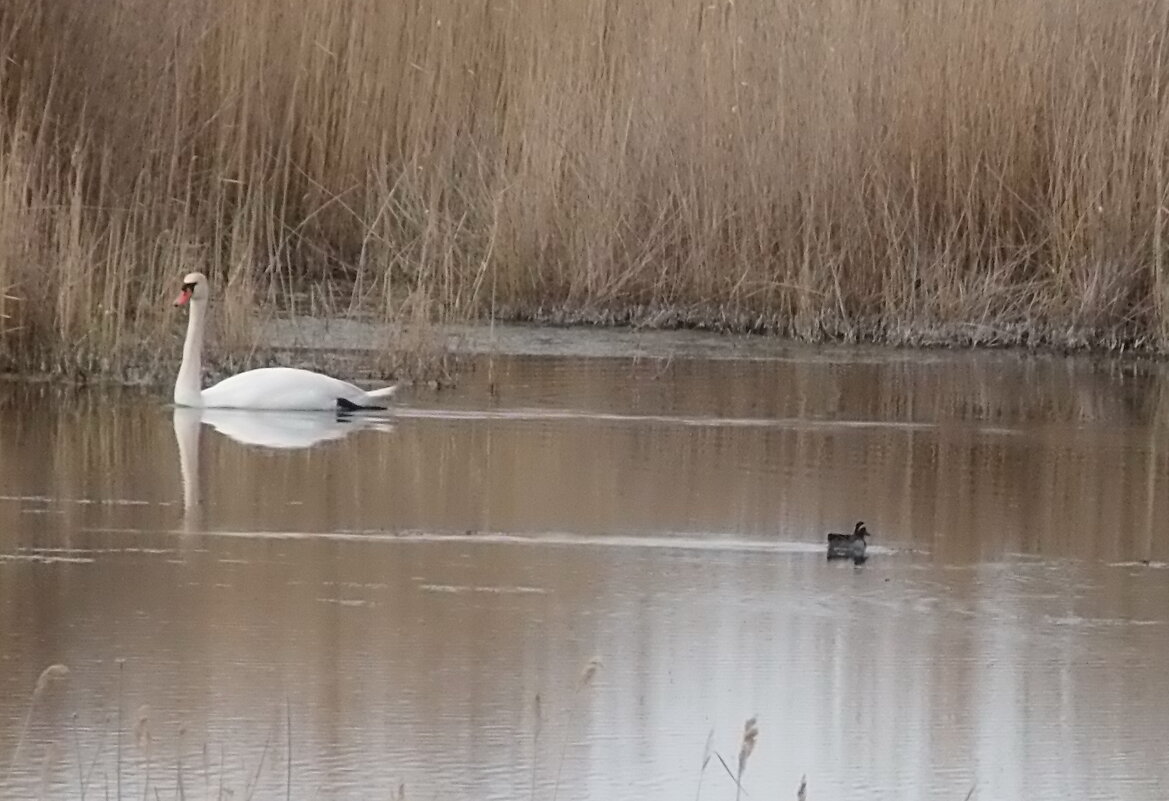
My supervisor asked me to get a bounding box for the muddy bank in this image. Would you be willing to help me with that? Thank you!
[4,315,1161,390]
[263,316,1164,368]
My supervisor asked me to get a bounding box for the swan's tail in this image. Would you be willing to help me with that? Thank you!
[364,383,400,400]
[339,383,400,412]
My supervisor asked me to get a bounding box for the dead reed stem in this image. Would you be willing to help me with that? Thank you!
[694,729,714,801]
[134,705,153,801]
[735,717,759,801]
[550,656,602,801]
[530,693,542,801]
[285,699,292,801]
[3,664,70,789]
[116,659,123,801]
[4,0,1169,379]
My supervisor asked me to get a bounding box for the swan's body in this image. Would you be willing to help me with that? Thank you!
[173,272,398,411]
[195,366,397,411]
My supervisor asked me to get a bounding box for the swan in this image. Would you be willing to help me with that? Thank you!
[173,272,400,411]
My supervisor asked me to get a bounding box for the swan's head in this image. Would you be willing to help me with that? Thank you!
[174,272,209,307]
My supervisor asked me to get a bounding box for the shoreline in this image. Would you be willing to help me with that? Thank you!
[5,315,1165,393]
[267,314,1169,363]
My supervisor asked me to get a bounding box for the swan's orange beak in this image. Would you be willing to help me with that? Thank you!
[174,288,192,307]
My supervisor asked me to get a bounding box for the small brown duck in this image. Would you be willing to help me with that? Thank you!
[827,521,871,562]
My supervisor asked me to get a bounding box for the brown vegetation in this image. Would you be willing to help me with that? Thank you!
[2,0,1169,377]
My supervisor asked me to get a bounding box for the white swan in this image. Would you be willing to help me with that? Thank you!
[173,272,400,411]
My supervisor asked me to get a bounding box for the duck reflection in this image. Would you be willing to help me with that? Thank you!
[172,406,394,528]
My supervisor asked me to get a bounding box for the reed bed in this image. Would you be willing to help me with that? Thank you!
[4,663,822,801]
[2,0,1169,378]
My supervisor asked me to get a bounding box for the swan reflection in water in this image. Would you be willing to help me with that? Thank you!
[173,406,394,528]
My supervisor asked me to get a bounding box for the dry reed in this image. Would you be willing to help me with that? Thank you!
[736,716,759,801]
[2,664,981,800]
[550,656,603,801]
[133,704,153,801]
[694,728,715,801]
[3,664,70,788]
[3,0,1169,380]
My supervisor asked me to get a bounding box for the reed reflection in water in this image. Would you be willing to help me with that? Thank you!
[1,346,1168,800]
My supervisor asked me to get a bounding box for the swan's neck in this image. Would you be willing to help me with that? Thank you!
[174,299,205,407]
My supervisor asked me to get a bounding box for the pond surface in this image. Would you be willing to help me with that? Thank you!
[2,333,1169,801]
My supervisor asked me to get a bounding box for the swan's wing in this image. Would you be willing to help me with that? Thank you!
[201,367,366,410]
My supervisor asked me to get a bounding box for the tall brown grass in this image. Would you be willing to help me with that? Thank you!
[3,0,1169,377]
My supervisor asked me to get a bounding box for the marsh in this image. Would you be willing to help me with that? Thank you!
[2,337,1169,800]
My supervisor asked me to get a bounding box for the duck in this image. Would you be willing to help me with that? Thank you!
[173,272,400,411]
[827,521,871,561]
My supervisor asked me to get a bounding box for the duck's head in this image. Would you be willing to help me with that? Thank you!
[174,272,209,307]
[854,521,870,538]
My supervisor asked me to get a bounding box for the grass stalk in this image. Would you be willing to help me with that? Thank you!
[694,729,714,801]
[116,660,123,801]
[550,657,602,801]
[529,693,541,801]
[4,665,70,790]
[285,699,291,801]
[736,716,759,801]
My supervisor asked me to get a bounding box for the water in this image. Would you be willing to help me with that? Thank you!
[2,335,1169,801]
